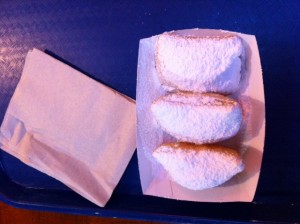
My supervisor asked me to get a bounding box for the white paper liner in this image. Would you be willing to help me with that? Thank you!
[137,29,265,202]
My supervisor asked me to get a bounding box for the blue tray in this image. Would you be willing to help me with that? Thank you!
[0,1,299,223]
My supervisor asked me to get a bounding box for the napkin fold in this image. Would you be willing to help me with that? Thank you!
[0,49,136,207]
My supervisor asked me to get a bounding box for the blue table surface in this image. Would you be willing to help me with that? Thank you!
[0,1,300,223]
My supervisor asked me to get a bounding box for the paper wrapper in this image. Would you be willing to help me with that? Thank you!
[0,49,136,207]
[136,29,265,202]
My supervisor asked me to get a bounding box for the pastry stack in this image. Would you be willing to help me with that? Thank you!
[151,31,245,190]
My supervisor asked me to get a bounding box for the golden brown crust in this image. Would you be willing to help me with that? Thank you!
[167,31,236,40]
[163,142,241,158]
[152,92,238,107]
[155,34,173,88]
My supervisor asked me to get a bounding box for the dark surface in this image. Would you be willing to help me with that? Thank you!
[0,0,300,223]
[0,201,156,224]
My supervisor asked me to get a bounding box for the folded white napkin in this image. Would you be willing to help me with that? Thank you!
[0,49,136,207]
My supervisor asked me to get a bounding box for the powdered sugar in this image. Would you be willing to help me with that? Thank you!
[149,32,245,190]
[138,33,245,190]
[151,92,242,144]
[156,33,243,93]
[153,143,244,190]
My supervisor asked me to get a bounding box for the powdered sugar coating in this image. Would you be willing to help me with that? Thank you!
[153,143,244,190]
[151,92,243,144]
[156,33,243,93]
